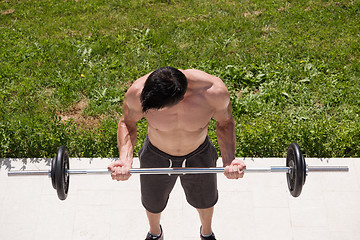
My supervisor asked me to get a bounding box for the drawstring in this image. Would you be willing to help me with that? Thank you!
[182,159,187,168]
[168,159,187,175]
[182,159,187,175]
[168,159,173,176]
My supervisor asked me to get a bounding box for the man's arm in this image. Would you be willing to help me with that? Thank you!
[117,101,141,165]
[210,80,246,179]
[215,103,236,167]
[108,82,144,181]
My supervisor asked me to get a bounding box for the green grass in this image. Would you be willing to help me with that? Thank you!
[0,0,359,158]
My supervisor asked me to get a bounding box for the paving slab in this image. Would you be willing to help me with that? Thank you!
[0,157,359,240]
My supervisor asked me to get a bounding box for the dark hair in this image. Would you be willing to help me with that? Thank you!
[140,66,187,113]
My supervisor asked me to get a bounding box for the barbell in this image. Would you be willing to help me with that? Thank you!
[7,143,349,200]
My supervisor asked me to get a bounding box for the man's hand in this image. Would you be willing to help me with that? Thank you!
[224,159,246,179]
[108,160,132,181]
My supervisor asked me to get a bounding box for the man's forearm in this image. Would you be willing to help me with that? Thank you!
[216,118,236,166]
[117,116,137,164]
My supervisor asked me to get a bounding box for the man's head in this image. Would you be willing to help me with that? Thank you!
[140,66,187,113]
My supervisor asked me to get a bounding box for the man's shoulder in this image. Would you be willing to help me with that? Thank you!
[206,82,230,110]
[183,69,230,108]
[127,80,143,95]
[183,69,218,81]
[184,69,227,90]
[126,73,149,97]
[124,76,147,111]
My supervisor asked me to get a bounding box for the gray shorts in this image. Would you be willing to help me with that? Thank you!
[138,135,219,213]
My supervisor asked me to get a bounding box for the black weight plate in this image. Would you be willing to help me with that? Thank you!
[51,156,57,190]
[286,142,305,197]
[55,146,70,200]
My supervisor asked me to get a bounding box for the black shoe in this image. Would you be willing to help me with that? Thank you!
[145,225,163,240]
[200,226,216,240]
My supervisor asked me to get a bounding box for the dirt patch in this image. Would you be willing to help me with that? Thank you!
[2,9,14,15]
[243,10,263,18]
[262,25,277,33]
[56,99,101,129]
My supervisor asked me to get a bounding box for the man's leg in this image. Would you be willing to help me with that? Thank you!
[146,210,162,235]
[197,206,214,235]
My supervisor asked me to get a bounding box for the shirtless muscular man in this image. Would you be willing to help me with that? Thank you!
[108,67,246,240]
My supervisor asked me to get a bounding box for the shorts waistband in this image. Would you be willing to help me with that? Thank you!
[145,135,211,162]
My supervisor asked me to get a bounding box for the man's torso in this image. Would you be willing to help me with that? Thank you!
[130,69,227,156]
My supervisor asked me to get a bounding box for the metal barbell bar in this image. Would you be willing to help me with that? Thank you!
[7,166,349,176]
[7,143,349,200]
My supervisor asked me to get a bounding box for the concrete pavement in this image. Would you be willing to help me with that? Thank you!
[1,157,359,240]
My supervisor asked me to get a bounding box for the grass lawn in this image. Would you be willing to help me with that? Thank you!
[0,0,359,158]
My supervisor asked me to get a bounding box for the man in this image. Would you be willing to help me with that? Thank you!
[108,67,246,240]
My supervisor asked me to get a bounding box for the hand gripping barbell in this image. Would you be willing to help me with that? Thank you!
[8,143,349,200]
